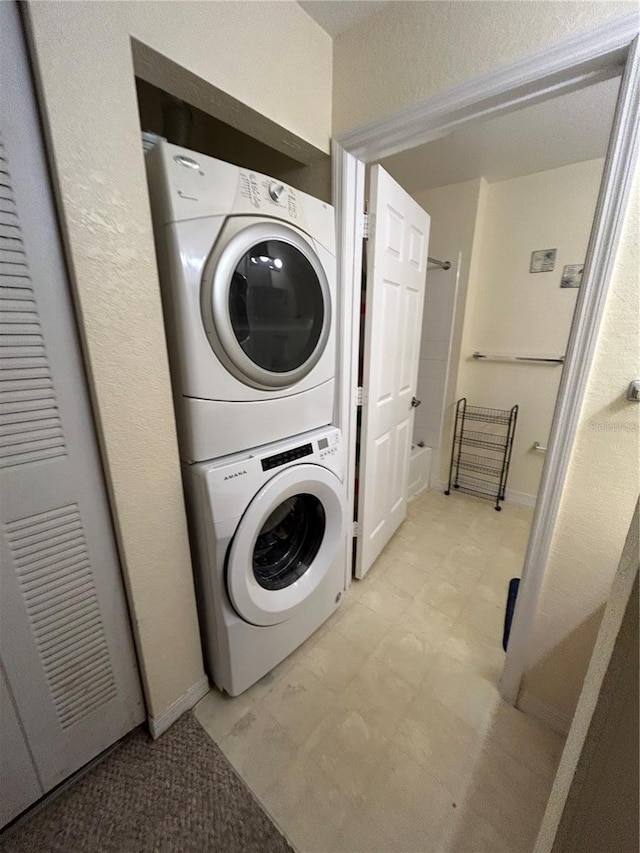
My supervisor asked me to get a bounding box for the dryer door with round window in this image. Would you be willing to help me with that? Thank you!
[201,219,331,390]
[226,464,344,626]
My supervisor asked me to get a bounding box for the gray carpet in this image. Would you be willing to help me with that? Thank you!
[0,712,293,853]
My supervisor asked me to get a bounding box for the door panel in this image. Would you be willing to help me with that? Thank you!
[0,665,42,827]
[355,166,430,578]
[392,418,411,514]
[0,1,143,814]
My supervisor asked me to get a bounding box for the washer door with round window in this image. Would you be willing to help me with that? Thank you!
[201,218,331,390]
[226,465,344,627]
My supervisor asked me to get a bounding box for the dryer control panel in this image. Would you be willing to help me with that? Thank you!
[237,171,299,222]
[145,141,335,254]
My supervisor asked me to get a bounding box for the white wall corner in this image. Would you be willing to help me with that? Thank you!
[518,689,573,736]
[148,675,210,740]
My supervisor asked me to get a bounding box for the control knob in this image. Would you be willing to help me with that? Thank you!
[269,182,285,201]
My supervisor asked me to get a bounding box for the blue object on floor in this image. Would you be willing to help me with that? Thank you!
[502,578,520,652]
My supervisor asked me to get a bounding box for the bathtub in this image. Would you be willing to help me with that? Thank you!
[407,444,432,500]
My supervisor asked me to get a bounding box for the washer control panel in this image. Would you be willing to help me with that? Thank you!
[261,442,313,471]
[318,431,340,460]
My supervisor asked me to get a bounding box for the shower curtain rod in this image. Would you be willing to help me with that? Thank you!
[427,256,451,270]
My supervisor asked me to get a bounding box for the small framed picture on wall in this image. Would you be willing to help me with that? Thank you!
[530,248,557,273]
[561,264,584,288]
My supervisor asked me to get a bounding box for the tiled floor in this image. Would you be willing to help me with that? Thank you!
[195,488,565,852]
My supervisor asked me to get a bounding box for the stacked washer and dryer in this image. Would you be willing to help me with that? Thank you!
[145,142,346,696]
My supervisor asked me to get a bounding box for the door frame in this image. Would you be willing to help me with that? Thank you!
[332,12,640,705]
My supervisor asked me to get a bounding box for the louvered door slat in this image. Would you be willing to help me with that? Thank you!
[21,561,90,600]
[45,638,104,676]
[0,292,37,305]
[35,607,99,644]
[0,198,17,214]
[0,276,32,290]
[1,301,37,315]
[0,212,20,228]
[0,224,21,239]
[6,505,117,729]
[1,357,49,370]
[0,263,30,277]
[1,380,54,396]
[0,426,64,448]
[21,558,90,591]
[26,583,93,620]
[0,237,23,252]
[0,416,61,436]
[1,346,47,359]
[0,163,65,468]
[1,334,46,346]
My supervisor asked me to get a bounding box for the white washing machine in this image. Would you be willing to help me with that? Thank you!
[182,426,346,696]
[145,142,337,462]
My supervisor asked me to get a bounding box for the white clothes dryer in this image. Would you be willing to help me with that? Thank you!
[182,426,345,696]
[145,142,337,462]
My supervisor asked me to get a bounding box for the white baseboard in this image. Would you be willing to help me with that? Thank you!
[148,675,210,739]
[434,481,536,508]
[504,488,537,508]
[517,690,572,736]
[407,481,430,501]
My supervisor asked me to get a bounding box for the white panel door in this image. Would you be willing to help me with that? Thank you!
[355,166,430,579]
[0,2,144,824]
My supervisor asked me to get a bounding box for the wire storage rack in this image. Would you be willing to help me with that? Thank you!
[445,398,518,510]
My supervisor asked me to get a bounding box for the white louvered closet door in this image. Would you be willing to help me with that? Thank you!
[0,2,144,825]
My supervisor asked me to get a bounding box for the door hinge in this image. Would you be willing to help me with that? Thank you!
[362,211,370,240]
[352,521,360,538]
[356,386,365,407]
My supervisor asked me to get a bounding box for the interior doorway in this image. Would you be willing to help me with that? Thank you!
[340,79,621,782]
[378,74,620,511]
[346,74,623,688]
[335,18,640,714]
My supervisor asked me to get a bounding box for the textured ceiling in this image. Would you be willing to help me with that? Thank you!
[298,1,389,37]
[381,76,621,192]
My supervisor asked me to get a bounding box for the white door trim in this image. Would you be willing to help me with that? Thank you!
[337,12,638,163]
[332,142,365,590]
[333,13,640,703]
[501,31,640,703]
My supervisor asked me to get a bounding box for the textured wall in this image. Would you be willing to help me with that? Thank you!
[534,507,638,853]
[457,159,605,499]
[333,0,636,133]
[521,167,640,726]
[557,572,638,853]
[25,1,332,719]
